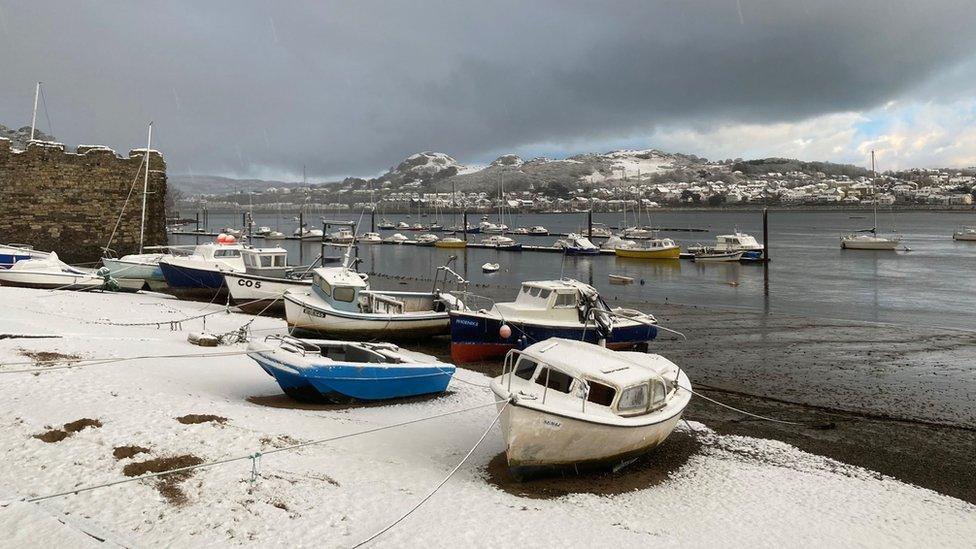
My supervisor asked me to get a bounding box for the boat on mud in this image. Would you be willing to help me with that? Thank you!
[0,252,143,291]
[0,244,50,269]
[449,279,657,362]
[248,336,455,402]
[283,259,468,339]
[490,338,691,479]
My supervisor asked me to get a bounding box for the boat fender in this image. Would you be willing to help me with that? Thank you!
[499,324,512,338]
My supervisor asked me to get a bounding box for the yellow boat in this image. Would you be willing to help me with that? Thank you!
[434,237,467,249]
[614,238,680,259]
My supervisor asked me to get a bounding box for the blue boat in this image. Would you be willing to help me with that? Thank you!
[158,242,247,298]
[247,336,456,402]
[0,244,49,269]
[554,234,601,255]
[449,279,658,362]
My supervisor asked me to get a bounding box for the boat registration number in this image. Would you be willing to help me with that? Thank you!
[237,279,262,288]
[303,308,326,318]
[543,419,561,429]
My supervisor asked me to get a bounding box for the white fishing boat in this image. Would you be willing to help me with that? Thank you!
[157,241,248,298]
[397,221,410,230]
[953,226,976,241]
[254,226,272,236]
[687,231,764,259]
[0,253,143,291]
[416,233,440,246]
[225,247,310,315]
[528,226,549,236]
[480,220,508,234]
[490,338,691,478]
[377,218,396,230]
[512,227,529,235]
[326,228,355,245]
[282,260,468,338]
[692,249,743,262]
[384,233,409,244]
[294,227,324,241]
[621,226,655,239]
[482,262,500,273]
[358,232,382,244]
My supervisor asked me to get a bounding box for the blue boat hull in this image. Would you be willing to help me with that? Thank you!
[563,247,601,256]
[449,312,657,362]
[159,262,230,300]
[251,354,454,402]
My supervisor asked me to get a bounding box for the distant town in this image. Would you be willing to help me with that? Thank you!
[176,149,976,215]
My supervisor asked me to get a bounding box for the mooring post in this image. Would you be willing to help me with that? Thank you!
[299,211,305,264]
[463,212,468,242]
[588,210,593,239]
[320,221,326,267]
[371,209,375,233]
[763,207,769,262]
[195,211,200,231]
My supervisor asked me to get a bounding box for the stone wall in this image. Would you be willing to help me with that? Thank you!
[0,138,167,263]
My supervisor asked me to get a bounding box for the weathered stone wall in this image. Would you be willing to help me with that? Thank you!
[0,138,167,263]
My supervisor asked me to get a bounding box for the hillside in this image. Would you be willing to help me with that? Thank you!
[0,123,56,149]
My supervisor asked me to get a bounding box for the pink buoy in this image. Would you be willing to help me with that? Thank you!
[225,235,237,243]
[216,233,228,244]
[499,324,512,339]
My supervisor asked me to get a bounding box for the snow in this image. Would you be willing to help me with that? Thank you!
[0,287,973,547]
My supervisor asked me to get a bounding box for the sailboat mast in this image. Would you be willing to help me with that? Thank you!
[29,82,41,142]
[139,122,153,254]
[871,150,877,234]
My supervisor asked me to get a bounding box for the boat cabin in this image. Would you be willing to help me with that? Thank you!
[501,339,676,417]
[493,279,602,323]
[242,247,289,278]
[310,266,369,313]
[191,242,246,271]
[715,232,762,252]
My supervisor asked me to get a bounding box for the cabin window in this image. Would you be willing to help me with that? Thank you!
[514,357,537,380]
[214,249,241,258]
[333,286,356,302]
[273,255,286,267]
[535,367,572,393]
[618,384,649,412]
[586,381,616,406]
[243,255,255,267]
[260,256,273,267]
[650,380,667,409]
[554,292,576,308]
[318,278,332,296]
[538,289,551,300]
[521,285,531,295]
[528,287,541,297]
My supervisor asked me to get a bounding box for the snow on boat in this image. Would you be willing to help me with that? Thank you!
[528,226,549,235]
[490,338,691,479]
[554,233,601,255]
[358,232,382,244]
[384,233,409,244]
[224,248,308,315]
[449,279,657,362]
[416,233,440,246]
[481,235,522,251]
[158,241,247,298]
[482,262,500,273]
[248,336,455,402]
[283,261,468,339]
[0,253,143,291]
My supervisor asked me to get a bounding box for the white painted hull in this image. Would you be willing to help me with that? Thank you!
[283,292,451,338]
[225,273,310,313]
[0,270,143,291]
[953,232,976,241]
[841,238,900,250]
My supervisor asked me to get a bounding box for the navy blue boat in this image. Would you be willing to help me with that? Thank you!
[555,234,601,255]
[157,242,246,298]
[449,279,657,362]
[247,336,455,402]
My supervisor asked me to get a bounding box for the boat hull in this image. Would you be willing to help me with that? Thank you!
[840,239,900,250]
[250,352,454,401]
[225,272,311,316]
[284,292,452,339]
[449,312,657,362]
[158,261,231,300]
[101,258,165,282]
[434,240,467,249]
[562,247,601,256]
[614,246,680,259]
[953,233,976,241]
[493,394,685,478]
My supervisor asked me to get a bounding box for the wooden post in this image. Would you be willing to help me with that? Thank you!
[371,209,375,233]
[195,211,199,231]
[763,207,769,261]
[320,221,326,267]
[588,210,593,239]
[463,212,468,242]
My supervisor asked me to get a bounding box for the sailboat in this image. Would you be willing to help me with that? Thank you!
[841,151,902,250]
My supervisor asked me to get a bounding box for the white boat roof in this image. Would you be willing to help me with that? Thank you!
[520,278,594,292]
[313,266,368,288]
[242,247,287,254]
[520,338,675,388]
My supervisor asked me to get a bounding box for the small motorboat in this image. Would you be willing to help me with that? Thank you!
[254,226,273,236]
[614,238,680,259]
[384,233,409,244]
[101,252,169,288]
[481,235,522,251]
[358,232,383,244]
[429,222,444,232]
[490,338,691,479]
[409,223,427,232]
[265,231,287,240]
[583,223,614,238]
[377,218,396,230]
[219,227,243,238]
[608,274,634,285]
[512,227,530,235]
[294,227,324,241]
[449,279,657,362]
[158,240,248,299]
[397,221,411,230]
[224,247,304,315]
[434,237,467,249]
[283,260,468,339]
[0,252,143,292]
[621,226,656,240]
[326,228,356,245]
[687,231,764,259]
[482,262,500,273]
[528,226,549,236]
[480,221,508,234]
[692,249,743,262]
[554,234,601,255]
[416,233,440,246]
[248,336,455,402]
[953,226,976,241]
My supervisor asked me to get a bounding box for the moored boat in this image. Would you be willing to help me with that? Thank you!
[449,279,657,362]
[434,237,467,249]
[554,233,601,255]
[528,226,549,236]
[416,233,440,246]
[953,226,976,241]
[384,233,409,244]
[687,231,764,259]
[614,238,680,259]
[358,232,383,244]
[490,338,691,479]
[840,231,901,250]
[247,336,455,402]
[481,235,522,251]
[0,253,143,292]
[692,249,743,262]
[0,244,50,269]
[482,262,500,273]
[158,241,247,299]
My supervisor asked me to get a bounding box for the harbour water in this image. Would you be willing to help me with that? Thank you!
[172,209,976,331]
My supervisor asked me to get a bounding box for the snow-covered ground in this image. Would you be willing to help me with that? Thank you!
[0,288,973,547]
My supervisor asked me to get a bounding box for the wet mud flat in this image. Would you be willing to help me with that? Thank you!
[373,274,976,503]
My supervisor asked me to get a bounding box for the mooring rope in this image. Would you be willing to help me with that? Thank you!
[352,400,509,548]
[0,349,255,374]
[23,399,507,503]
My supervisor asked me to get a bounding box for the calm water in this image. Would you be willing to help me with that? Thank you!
[173,209,976,330]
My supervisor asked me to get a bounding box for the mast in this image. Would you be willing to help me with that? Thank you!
[139,121,153,254]
[29,82,41,142]
[871,150,877,234]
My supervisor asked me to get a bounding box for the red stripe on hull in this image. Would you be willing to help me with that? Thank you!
[450,342,515,363]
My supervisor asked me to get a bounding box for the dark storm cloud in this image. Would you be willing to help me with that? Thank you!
[1,1,974,179]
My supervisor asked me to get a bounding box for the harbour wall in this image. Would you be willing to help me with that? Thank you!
[0,138,167,263]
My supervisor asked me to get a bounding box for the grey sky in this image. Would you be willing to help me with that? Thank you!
[2,1,975,179]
